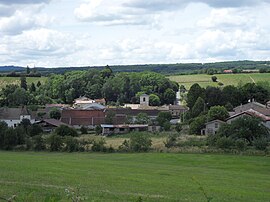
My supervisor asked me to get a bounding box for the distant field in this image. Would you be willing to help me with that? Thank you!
[0,77,47,89]
[169,73,270,89]
[0,152,269,201]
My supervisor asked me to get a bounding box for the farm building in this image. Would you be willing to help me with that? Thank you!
[35,119,72,133]
[0,107,37,127]
[100,124,149,136]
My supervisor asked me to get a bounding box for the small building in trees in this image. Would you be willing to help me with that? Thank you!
[35,119,72,133]
[233,100,270,116]
[201,120,225,135]
[140,94,150,106]
[100,124,149,136]
[0,106,36,127]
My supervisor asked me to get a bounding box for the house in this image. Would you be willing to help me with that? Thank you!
[73,96,106,108]
[101,124,149,136]
[233,100,270,116]
[36,119,72,133]
[61,109,105,128]
[0,107,36,128]
[106,108,162,124]
[226,109,270,129]
[201,120,225,135]
[168,105,188,118]
[223,70,233,73]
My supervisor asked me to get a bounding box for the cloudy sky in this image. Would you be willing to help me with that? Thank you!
[0,0,270,67]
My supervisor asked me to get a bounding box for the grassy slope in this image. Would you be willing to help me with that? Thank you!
[0,152,269,202]
[0,77,47,89]
[169,73,270,89]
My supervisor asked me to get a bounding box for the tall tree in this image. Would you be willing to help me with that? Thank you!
[20,76,27,91]
[187,83,205,109]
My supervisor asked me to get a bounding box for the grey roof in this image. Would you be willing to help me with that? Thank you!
[0,107,34,120]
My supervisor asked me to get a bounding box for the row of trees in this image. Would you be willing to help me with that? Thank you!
[40,67,178,105]
[187,82,270,113]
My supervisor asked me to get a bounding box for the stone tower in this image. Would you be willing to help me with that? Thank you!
[140,94,149,106]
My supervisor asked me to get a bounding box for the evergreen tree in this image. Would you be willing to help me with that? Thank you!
[30,83,36,93]
[20,76,27,90]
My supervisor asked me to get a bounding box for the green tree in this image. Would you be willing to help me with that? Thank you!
[30,83,36,93]
[211,76,217,82]
[187,83,205,109]
[32,135,46,151]
[136,113,150,124]
[26,66,30,74]
[156,112,172,127]
[175,123,182,132]
[189,115,206,135]
[95,125,103,135]
[149,94,161,106]
[191,97,205,118]
[36,81,42,88]
[205,87,223,107]
[55,125,78,137]
[129,133,152,152]
[49,108,61,120]
[207,106,229,122]
[47,134,63,151]
[64,136,79,152]
[20,76,27,90]
[163,88,176,104]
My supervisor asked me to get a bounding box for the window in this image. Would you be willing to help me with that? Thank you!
[215,123,219,128]
[143,98,146,102]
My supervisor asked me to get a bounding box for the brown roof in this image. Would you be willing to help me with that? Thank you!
[227,109,270,122]
[169,105,188,110]
[42,119,71,127]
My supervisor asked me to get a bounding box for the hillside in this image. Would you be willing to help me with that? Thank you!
[169,73,270,89]
[0,77,47,89]
[1,60,270,75]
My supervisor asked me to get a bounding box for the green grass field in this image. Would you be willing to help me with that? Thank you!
[0,77,47,89]
[169,73,270,89]
[0,152,269,201]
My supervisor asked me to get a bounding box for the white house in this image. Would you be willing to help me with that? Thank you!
[0,107,36,128]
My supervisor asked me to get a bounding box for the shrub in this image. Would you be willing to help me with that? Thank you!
[95,125,102,135]
[164,134,178,148]
[55,125,78,137]
[163,121,171,131]
[175,123,182,133]
[64,136,79,152]
[118,140,130,152]
[235,139,248,151]
[80,126,88,134]
[29,125,43,137]
[92,138,107,152]
[253,138,268,151]
[32,135,46,151]
[129,133,152,152]
[216,137,234,149]
[47,134,63,151]
[189,115,206,135]
[211,76,217,82]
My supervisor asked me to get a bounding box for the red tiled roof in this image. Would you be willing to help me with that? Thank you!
[227,109,270,122]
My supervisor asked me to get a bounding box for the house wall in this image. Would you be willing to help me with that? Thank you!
[205,122,222,135]
[1,117,35,128]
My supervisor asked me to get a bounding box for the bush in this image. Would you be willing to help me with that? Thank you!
[163,121,171,131]
[64,136,79,152]
[29,125,43,137]
[118,140,130,152]
[32,135,46,151]
[129,133,152,152]
[175,123,182,133]
[164,134,178,148]
[55,125,78,137]
[235,139,248,151]
[91,138,107,152]
[80,126,88,134]
[216,137,234,149]
[47,134,63,151]
[95,125,102,135]
[253,138,268,151]
[211,76,217,82]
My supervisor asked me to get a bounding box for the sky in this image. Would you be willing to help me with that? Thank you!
[0,0,270,67]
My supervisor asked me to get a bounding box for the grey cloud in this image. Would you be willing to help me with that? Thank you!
[124,0,270,10]
[0,0,50,5]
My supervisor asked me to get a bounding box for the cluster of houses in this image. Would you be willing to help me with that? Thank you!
[202,100,270,135]
[0,94,188,136]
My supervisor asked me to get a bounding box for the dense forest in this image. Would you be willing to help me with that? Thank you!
[0,67,178,106]
[1,60,270,75]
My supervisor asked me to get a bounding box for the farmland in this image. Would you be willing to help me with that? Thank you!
[0,152,269,202]
[0,77,47,89]
[169,73,270,89]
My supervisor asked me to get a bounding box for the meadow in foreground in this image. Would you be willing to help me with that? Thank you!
[0,152,269,201]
